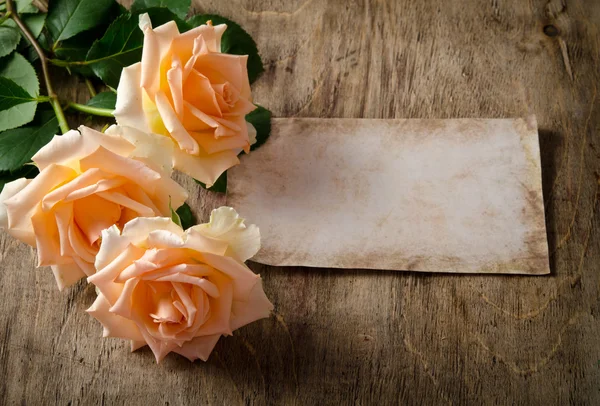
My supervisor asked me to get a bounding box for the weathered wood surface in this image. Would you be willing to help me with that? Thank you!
[1,0,599,404]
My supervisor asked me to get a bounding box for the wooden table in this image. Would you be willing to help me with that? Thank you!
[1,0,599,404]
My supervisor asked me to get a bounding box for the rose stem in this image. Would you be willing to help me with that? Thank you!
[84,78,97,97]
[66,102,114,118]
[6,0,70,134]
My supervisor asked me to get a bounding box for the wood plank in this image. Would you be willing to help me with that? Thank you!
[1,0,599,404]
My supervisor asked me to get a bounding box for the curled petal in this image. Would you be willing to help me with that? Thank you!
[90,243,147,304]
[167,55,184,118]
[139,14,181,96]
[155,91,199,154]
[32,128,134,171]
[193,206,261,262]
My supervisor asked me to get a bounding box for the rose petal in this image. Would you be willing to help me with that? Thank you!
[41,168,120,211]
[146,229,185,249]
[114,63,149,132]
[230,278,273,330]
[139,14,180,96]
[182,228,229,256]
[172,334,221,361]
[195,252,259,302]
[172,282,196,328]
[180,24,226,80]
[247,122,257,146]
[72,256,95,277]
[121,183,162,215]
[0,178,31,229]
[88,293,145,341]
[141,263,214,281]
[4,164,77,246]
[109,277,139,318]
[72,194,121,244]
[95,225,128,270]
[154,274,220,298]
[155,91,199,154]
[193,272,232,336]
[32,128,134,171]
[97,190,156,217]
[172,145,239,187]
[194,53,251,99]
[191,128,249,155]
[105,125,175,176]
[31,210,71,266]
[89,243,147,304]
[183,71,221,117]
[116,251,189,282]
[167,55,184,118]
[79,146,162,193]
[51,262,86,291]
[193,207,261,262]
[122,217,185,246]
[53,202,75,257]
[67,219,98,263]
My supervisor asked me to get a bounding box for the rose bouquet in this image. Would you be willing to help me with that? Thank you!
[0,0,272,363]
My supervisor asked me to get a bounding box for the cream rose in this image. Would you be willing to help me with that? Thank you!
[114,14,258,187]
[87,207,273,362]
[0,125,188,290]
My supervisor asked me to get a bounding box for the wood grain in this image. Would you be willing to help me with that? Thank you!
[1,0,599,404]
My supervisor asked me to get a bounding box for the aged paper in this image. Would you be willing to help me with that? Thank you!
[228,117,549,274]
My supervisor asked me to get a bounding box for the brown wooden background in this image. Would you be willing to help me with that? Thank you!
[1,0,599,404]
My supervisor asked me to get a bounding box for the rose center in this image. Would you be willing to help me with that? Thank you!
[149,294,183,324]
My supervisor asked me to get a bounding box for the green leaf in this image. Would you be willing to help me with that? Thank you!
[51,2,123,75]
[12,14,46,62]
[195,171,227,194]
[0,164,38,192]
[52,31,98,76]
[131,0,190,20]
[85,13,143,88]
[0,20,21,58]
[0,108,58,171]
[170,201,182,228]
[46,0,116,43]
[86,91,116,109]
[15,0,39,13]
[187,14,263,84]
[85,9,190,88]
[0,52,40,131]
[0,78,37,111]
[175,203,195,230]
[22,12,47,38]
[246,105,272,151]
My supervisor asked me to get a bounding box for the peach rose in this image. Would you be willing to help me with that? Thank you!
[0,125,188,290]
[114,14,258,187]
[87,207,273,362]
